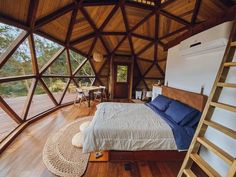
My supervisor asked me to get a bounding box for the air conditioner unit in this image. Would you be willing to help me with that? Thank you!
[179,21,232,57]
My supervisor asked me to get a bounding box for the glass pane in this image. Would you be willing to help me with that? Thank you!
[42,78,69,102]
[0,39,32,78]
[61,81,77,104]
[0,110,19,141]
[74,78,95,87]
[27,82,55,119]
[34,34,63,69]
[75,60,95,76]
[117,65,128,82]
[0,79,33,118]
[69,50,87,73]
[0,23,22,55]
[44,51,69,75]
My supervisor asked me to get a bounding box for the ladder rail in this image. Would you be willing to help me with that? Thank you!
[178,15,236,177]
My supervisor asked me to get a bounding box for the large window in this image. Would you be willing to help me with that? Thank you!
[0,23,96,141]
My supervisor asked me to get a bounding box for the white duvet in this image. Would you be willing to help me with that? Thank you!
[83,102,177,153]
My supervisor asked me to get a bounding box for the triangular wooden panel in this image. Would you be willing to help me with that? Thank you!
[0,0,30,23]
[73,37,94,54]
[36,0,73,20]
[71,11,94,41]
[145,65,162,77]
[138,44,154,61]
[92,38,107,55]
[116,37,131,54]
[159,14,185,38]
[100,61,110,76]
[133,14,155,38]
[90,58,106,73]
[102,35,124,52]
[103,8,126,32]
[137,59,152,75]
[162,0,196,23]
[160,29,188,44]
[132,37,152,54]
[144,79,159,90]
[125,5,151,30]
[157,44,167,61]
[158,61,166,72]
[39,12,72,41]
[84,5,114,28]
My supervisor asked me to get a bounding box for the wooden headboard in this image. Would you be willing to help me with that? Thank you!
[162,86,208,112]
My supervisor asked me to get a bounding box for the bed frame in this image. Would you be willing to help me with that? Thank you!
[95,86,208,162]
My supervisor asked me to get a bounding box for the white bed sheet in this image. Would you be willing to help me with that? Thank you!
[83,102,177,153]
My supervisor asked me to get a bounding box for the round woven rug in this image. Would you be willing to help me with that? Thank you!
[43,116,93,177]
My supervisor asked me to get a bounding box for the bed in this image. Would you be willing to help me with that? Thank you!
[83,86,207,157]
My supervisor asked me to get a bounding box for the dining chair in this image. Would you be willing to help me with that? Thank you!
[74,87,89,106]
[94,86,107,102]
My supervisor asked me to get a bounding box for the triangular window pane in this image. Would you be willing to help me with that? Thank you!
[0,39,32,78]
[0,23,22,55]
[34,34,63,69]
[0,79,33,118]
[69,50,87,73]
[0,110,18,141]
[42,77,69,102]
[61,81,77,104]
[75,61,95,76]
[43,51,69,75]
[27,81,55,119]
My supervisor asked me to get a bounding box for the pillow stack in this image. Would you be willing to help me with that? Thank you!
[72,121,91,148]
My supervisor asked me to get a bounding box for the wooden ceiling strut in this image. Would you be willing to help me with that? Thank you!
[0,75,35,83]
[66,8,79,44]
[160,10,191,26]
[0,97,23,124]
[39,48,66,74]
[70,32,96,46]
[191,0,202,25]
[28,34,39,75]
[34,3,77,29]
[59,78,71,105]
[27,0,39,28]
[22,79,38,121]
[66,48,73,76]
[0,31,29,69]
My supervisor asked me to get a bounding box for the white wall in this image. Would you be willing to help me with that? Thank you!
[165,21,236,176]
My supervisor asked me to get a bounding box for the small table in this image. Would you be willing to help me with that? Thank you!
[81,86,102,107]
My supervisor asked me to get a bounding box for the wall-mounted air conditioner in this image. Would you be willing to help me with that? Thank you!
[179,21,232,57]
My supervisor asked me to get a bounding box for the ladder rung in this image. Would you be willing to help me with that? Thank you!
[204,120,236,140]
[231,41,236,47]
[183,169,197,177]
[210,102,236,112]
[217,82,236,88]
[224,62,236,67]
[190,154,221,177]
[197,137,234,165]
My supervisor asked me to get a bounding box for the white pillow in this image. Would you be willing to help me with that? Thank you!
[80,121,91,132]
[72,132,84,148]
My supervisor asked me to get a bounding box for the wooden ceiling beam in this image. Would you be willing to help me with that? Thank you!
[160,10,191,26]
[164,11,236,50]
[131,33,154,42]
[159,26,188,40]
[27,0,39,28]
[191,0,202,25]
[70,32,96,46]
[66,8,78,44]
[35,3,76,29]
[111,36,127,54]
[101,32,126,35]
[137,42,154,56]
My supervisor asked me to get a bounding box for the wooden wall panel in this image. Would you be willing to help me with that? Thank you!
[160,29,188,44]
[73,37,94,53]
[90,58,106,73]
[93,38,108,55]
[116,38,131,54]
[125,6,151,29]
[39,12,72,41]
[104,8,126,32]
[132,37,152,55]
[0,0,30,23]
[157,45,167,60]
[36,0,73,20]
[144,79,159,90]
[145,65,162,77]
[136,80,146,90]
[137,60,152,75]
[84,5,114,28]
[71,11,94,41]
[102,35,124,52]
[138,44,154,60]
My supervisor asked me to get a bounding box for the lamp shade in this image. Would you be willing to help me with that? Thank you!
[93,52,103,62]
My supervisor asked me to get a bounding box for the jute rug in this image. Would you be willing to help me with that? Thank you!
[43,116,93,177]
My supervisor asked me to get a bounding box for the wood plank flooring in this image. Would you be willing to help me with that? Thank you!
[0,101,183,177]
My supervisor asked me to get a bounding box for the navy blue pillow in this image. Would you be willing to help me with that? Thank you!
[150,95,172,111]
[180,111,201,127]
[165,100,198,124]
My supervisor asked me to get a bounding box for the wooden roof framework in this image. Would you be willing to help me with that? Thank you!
[0,0,236,151]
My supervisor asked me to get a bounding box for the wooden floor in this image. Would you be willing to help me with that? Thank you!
[0,101,183,177]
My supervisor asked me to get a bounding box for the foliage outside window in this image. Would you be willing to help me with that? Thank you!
[116,65,128,83]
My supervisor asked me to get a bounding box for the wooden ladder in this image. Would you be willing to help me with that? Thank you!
[178,16,236,177]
